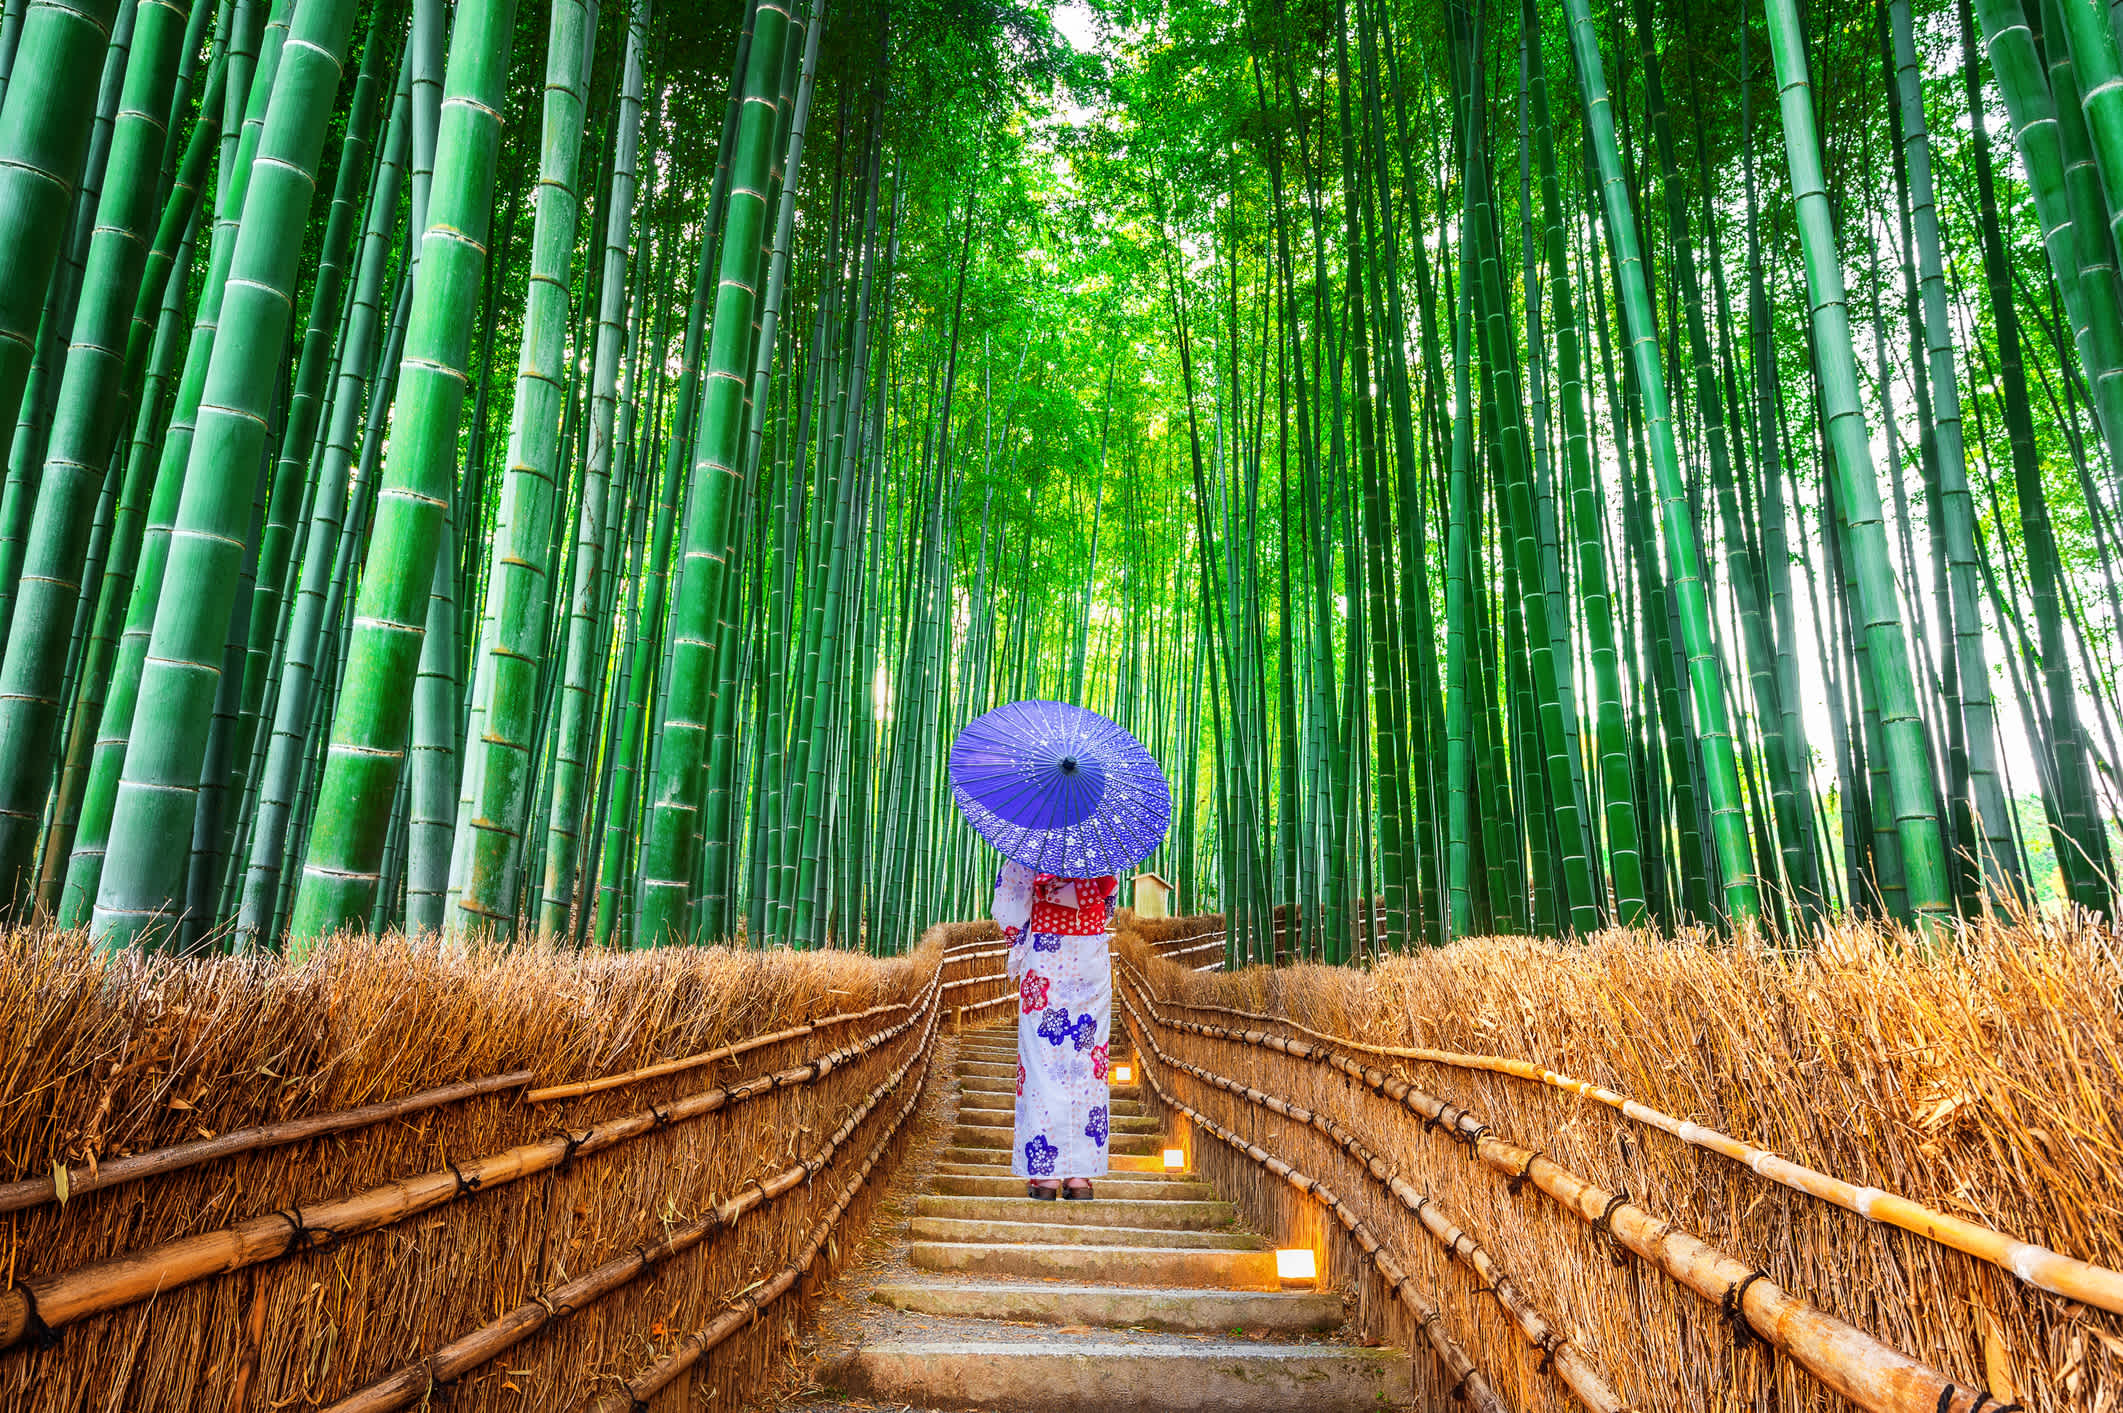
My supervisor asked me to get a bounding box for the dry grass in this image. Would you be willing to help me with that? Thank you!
[1119,910,2123,1413]
[0,925,941,1411]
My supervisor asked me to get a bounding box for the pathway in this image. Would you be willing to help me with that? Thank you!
[765,1021,1416,1412]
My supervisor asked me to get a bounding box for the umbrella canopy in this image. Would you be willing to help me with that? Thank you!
[949,700,1170,876]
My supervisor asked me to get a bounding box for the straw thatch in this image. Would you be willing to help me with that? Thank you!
[1116,910,2123,1413]
[0,924,962,1411]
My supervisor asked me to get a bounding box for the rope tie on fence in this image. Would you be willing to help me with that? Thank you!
[648,1104,673,1131]
[1507,1148,1541,1195]
[1536,1329,1562,1374]
[1721,1269,1768,1348]
[443,1155,480,1199]
[14,1284,58,1351]
[558,1129,590,1175]
[1593,1189,1630,1266]
[1946,1391,2021,1413]
[276,1206,338,1253]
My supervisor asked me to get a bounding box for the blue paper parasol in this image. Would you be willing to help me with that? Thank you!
[949,700,1170,876]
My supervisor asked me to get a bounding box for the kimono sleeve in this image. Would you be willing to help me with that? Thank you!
[992,859,1035,979]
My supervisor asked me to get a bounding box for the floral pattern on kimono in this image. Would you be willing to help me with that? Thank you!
[992,861,1116,1180]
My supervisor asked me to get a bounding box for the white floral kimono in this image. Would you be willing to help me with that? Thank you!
[991,859,1116,1179]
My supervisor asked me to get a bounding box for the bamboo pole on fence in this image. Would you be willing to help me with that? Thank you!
[324,1003,938,1412]
[0,1068,535,1216]
[1115,977,1624,1412]
[1121,966,2018,1413]
[1113,992,1506,1413]
[525,992,913,1102]
[1143,974,2123,1317]
[0,978,940,1352]
[585,1062,922,1412]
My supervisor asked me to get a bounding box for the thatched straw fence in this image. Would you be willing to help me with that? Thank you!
[1116,910,2123,1413]
[0,921,1013,1411]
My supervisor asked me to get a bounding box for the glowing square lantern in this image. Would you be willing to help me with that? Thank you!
[1163,1148,1186,1170]
[1112,1062,1133,1084]
[1276,1248,1318,1284]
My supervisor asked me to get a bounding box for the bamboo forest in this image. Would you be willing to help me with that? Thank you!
[1,0,2121,962]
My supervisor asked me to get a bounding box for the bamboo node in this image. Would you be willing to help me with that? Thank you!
[1721,1269,1768,1348]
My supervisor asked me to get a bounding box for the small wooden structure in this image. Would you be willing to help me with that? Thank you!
[1132,870,1175,920]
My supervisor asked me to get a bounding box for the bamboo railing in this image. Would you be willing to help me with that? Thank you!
[0,928,971,1411]
[1110,914,2104,1412]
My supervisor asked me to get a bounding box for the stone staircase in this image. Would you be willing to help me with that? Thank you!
[816,1023,1415,1411]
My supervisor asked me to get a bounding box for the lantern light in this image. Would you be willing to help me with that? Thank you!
[1112,1062,1134,1084]
[1276,1248,1318,1284]
[1163,1148,1186,1170]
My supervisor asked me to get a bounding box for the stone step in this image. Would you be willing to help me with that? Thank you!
[953,1104,1159,1135]
[960,1076,1141,1100]
[909,1241,1278,1290]
[952,1123,1159,1155]
[932,1161,1192,1183]
[960,1092,1144,1117]
[930,1174,1215,1201]
[939,1147,1168,1171]
[821,1340,1410,1412]
[909,1215,1268,1251]
[870,1282,1343,1335]
[916,1193,1234,1230]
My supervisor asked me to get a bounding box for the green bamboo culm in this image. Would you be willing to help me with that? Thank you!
[0,0,123,498]
[286,0,521,948]
[635,0,793,948]
[1561,0,1759,924]
[91,0,360,948]
[446,0,598,940]
[1762,0,1951,931]
[0,0,187,905]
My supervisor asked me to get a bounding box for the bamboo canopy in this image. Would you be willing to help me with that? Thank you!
[0,0,2113,953]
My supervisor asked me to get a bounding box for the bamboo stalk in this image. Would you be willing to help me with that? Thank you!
[324,1006,936,1411]
[1128,961,2123,1316]
[1120,966,2014,1413]
[0,1068,533,1216]
[0,979,938,1352]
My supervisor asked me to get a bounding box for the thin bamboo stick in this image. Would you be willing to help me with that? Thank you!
[1133,963,2123,1316]
[0,1068,533,1215]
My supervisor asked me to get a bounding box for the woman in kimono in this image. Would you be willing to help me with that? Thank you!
[991,858,1116,1199]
